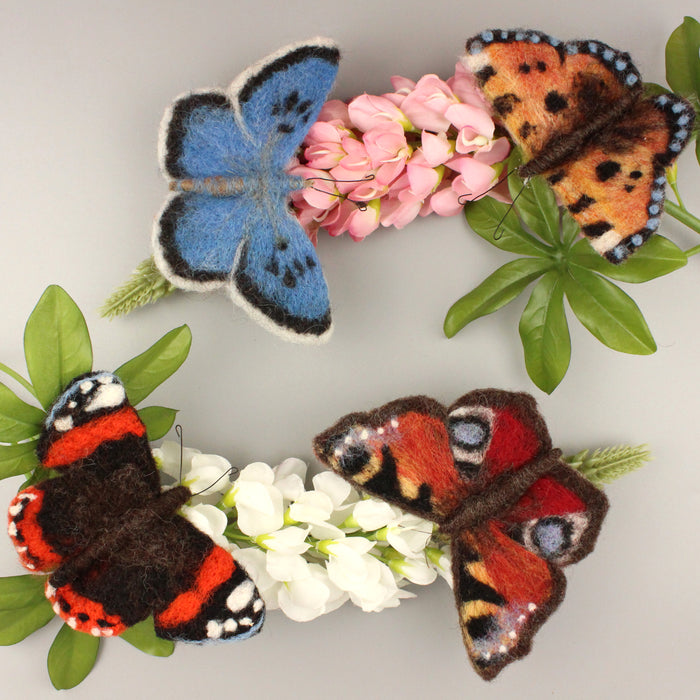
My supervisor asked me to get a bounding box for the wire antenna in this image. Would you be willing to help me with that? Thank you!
[175,424,184,484]
[190,465,240,497]
[305,173,376,212]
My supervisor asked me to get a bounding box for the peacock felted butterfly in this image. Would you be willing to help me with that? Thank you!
[313,390,608,680]
[153,39,339,342]
[7,371,264,642]
[463,29,695,263]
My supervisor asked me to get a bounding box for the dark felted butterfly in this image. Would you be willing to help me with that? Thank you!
[313,389,608,680]
[463,29,695,263]
[7,372,264,642]
[153,38,339,342]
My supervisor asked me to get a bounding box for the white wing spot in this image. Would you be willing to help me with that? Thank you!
[68,401,77,409]
[97,375,113,384]
[25,563,35,570]
[377,427,384,435]
[67,617,77,629]
[360,429,369,439]
[46,583,56,597]
[508,630,517,639]
[238,617,253,627]
[528,602,537,612]
[226,580,256,612]
[8,503,23,517]
[390,418,399,428]
[52,602,61,615]
[206,620,223,639]
[499,644,508,654]
[223,618,238,633]
[102,628,114,637]
[16,546,27,553]
[53,416,74,432]
[344,436,352,444]
[253,599,263,613]
[85,384,126,412]
[8,522,18,537]
[80,381,94,394]
[90,627,101,637]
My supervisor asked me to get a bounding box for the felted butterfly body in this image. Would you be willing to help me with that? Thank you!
[313,390,608,680]
[7,372,264,642]
[153,39,340,342]
[464,29,695,263]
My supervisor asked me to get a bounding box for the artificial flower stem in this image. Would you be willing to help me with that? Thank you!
[665,200,700,235]
[0,363,39,400]
[684,243,700,257]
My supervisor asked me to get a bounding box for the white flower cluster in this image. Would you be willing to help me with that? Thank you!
[153,441,453,623]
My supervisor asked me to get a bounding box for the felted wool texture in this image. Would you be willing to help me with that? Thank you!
[464,29,695,262]
[313,388,608,680]
[152,39,340,343]
[7,371,264,642]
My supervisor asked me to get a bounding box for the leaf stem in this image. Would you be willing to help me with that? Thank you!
[685,244,700,257]
[0,363,38,400]
[665,200,700,235]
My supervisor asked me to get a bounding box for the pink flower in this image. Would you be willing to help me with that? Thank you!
[404,151,441,201]
[348,94,411,131]
[472,136,511,165]
[445,103,495,140]
[420,130,453,167]
[303,122,346,170]
[429,158,498,215]
[390,75,416,95]
[380,196,422,229]
[346,200,381,240]
[447,61,490,110]
[362,122,411,185]
[399,75,458,132]
[289,165,340,210]
[317,99,352,127]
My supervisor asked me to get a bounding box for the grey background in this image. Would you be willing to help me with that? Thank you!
[1,1,698,697]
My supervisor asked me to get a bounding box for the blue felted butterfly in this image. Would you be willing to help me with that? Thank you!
[152,39,340,342]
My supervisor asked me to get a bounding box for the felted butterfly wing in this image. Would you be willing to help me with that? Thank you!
[8,371,157,574]
[542,94,695,261]
[464,29,695,262]
[153,39,339,341]
[8,371,265,641]
[453,463,608,680]
[313,396,471,523]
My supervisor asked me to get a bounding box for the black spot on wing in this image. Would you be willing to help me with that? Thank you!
[519,122,533,139]
[547,171,565,185]
[544,91,568,113]
[278,123,294,134]
[624,184,635,193]
[629,170,643,179]
[337,444,372,476]
[282,268,296,288]
[567,194,595,214]
[475,65,496,84]
[518,63,531,74]
[536,61,547,72]
[297,99,312,114]
[458,565,506,607]
[493,93,521,116]
[305,255,317,269]
[467,614,498,640]
[284,90,299,112]
[595,160,621,181]
[264,258,279,276]
[582,221,613,237]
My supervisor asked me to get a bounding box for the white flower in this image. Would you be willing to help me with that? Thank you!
[277,564,347,622]
[427,544,453,587]
[388,555,438,586]
[230,546,281,609]
[273,458,307,502]
[153,440,201,480]
[223,462,284,536]
[256,526,310,555]
[181,503,229,548]
[349,498,395,531]
[266,552,310,582]
[381,511,435,558]
[289,490,345,539]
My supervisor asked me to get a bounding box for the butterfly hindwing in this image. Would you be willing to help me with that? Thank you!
[231,205,331,338]
[545,94,695,261]
[453,522,562,680]
[313,397,469,521]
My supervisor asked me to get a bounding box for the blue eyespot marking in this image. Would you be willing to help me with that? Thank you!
[671,101,685,113]
[625,74,639,86]
[588,42,598,53]
[481,30,493,42]
[631,234,643,247]
[646,218,660,230]
[648,204,660,215]
[615,59,627,70]
[602,49,614,61]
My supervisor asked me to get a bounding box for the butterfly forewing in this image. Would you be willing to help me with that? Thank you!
[313,397,469,521]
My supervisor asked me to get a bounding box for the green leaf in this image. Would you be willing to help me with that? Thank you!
[464,198,550,256]
[0,597,55,645]
[444,258,552,338]
[0,575,47,610]
[643,82,670,97]
[519,272,571,394]
[138,406,177,441]
[564,267,656,354]
[561,210,580,247]
[0,441,39,480]
[506,152,560,246]
[114,325,192,406]
[120,617,174,657]
[0,383,44,442]
[47,623,100,690]
[665,16,700,97]
[570,235,687,282]
[23,286,93,410]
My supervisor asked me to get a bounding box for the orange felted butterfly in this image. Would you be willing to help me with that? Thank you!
[464,29,695,263]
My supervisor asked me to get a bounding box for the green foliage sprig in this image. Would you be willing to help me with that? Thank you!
[0,285,191,689]
[446,17,700,393]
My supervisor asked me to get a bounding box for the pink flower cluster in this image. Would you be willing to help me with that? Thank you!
[290,62,510,241]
